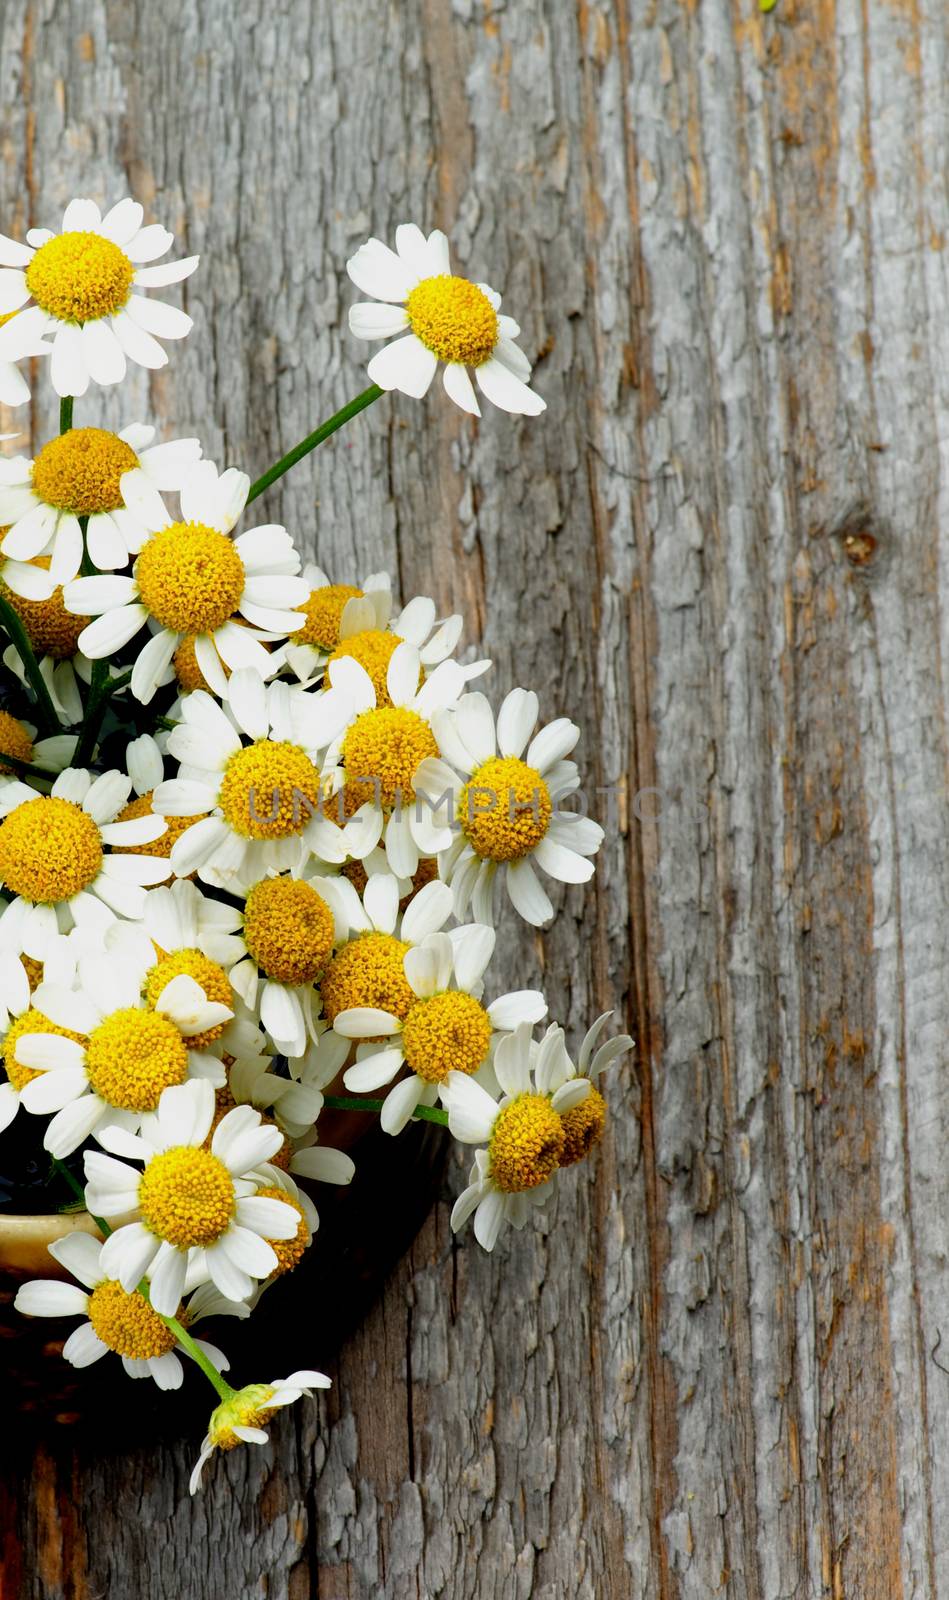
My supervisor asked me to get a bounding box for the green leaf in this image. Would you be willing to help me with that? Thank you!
[760,0,778,10]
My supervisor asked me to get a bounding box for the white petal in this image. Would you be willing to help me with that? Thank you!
[125,294,192,340]
[133,255,199,287]
[475,356,546,416]
[112,309,168,369]
[349,302,410,339]
[346,237,417,301]
[367,334,438,398]
[486,990,547,1030]
[342,1047,404,1091]
[334,1007,400,1040]
[15,1280,89,1317]
[505,858,553,926]
[442,362,481,415]
[81,319,126,386]
[380,1075,424,1135]
[50,323,89,398]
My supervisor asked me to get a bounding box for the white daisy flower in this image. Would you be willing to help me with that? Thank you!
[0,923,83,1134]
[528,1012,634,1169]
[217,867,346,1060]
[63,460,310,703]
[189,1369,331,1494]
[338,924,547,1135]
[0,705,76,774]
[419,687,604,927]
[103,876,245,1039]
[0,309,53,407]
[84,1078,301,1313]
[0,424,202,585]
[320,641,467,877]
[151,669,352,883]
[14,1232,242,1391]
[316,870,455,1063]
[13,952,232,1156]
[286,565,489,694]
[347,222,545,417]
[439,1020,595,1251]
[0,766,172,943]
[0,557,92,721]
[0,197,198,396]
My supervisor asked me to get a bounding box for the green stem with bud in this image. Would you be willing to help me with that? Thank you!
[49,1157,234,1403]
[72,659,116,766]
[245,384,383,506]
[322,1093,449,1126]
[0,590,61,736]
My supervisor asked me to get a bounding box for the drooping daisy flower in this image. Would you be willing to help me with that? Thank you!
[317,870,455,1053]
[0,943,87,1135]
[0,308,52,407]
[13,955,232,1156]
[339,926,547,1135]
[85,1079,301,1313]
[321,643,466,876]
[189,1369,331,1494]
[0,767,172,941]
[347,223,545,417]
[14,1232,242,1391]
[152,670,351,883]
[0,197,198,396]
[219,868,344,1060]
[0,706,75,774]
[284,564,391,684]
[534,1012,634,1167]
[439,1020,596,1251]
[63,460,310,703]
[419,687,604,926]
[0,424,201,583]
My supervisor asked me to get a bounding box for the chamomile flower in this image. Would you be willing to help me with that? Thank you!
[536,1012,634,1166]
[14,1232,240,1390]
[317,870,455,1051]
[321,642,466,877]
[189,1370,331,1494]
[0,308,52,407]
[0,937,85,1134]
[421,688,604,926]
[0,767,172,939]
[219,868,345,1060]
[347,223,545,417]
[0,197,198,396]
[13,953,232,1156]
[152,670,351,883]
[439,1020,596,1251]
[85,1079,301,1313]
[339,926,547,1135]
[286,567,488,695]
[0,424,201,584]
[64,460,309,703]
[1,556,89,719]
[0,707,75,774]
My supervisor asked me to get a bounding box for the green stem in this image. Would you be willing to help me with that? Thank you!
[245,384,383,506]
[73,659,113,766]
[322,1093,449,1126]
[0,590,61,736]
[0,750,72,780]
[49,1158,234,1401]
[59,397,73,434]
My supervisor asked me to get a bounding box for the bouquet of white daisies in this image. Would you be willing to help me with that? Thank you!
[0,198,631,1490]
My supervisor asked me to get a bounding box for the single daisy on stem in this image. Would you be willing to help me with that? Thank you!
[0,197,198,396]
[189,1370,331,1494]
[347,223,545,417]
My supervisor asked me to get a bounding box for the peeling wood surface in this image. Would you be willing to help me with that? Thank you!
[1,0,946,1595]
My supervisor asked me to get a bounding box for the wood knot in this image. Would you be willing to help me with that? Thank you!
[842,530,877,567]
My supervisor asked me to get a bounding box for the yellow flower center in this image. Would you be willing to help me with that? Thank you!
[0,710,33,775]
[208,1384,278,1451]
[341,706,438,809]
[558,1086,607,1167]
[112,791,204,880]
[405,274,499,366]
[0,558,88,660]
[143,949,232,1049]
[2,1006,86,1093]
[135,522,245,634]
[320,930,415,1024]
[85,1008,188,1112]
[0,795,102,903]
[296,583,362,650]
[326,629,409,706]
[489,1092,564,1193]
[218,740,321,840]
[87,1279,179,1360]
[243,877,335,985]
[138,1145,235,1247]
[255,1184,309,1277]
[30,428,139,515]
[25,231,134,322]
[460,756,552,862]
[401,991,492,1084]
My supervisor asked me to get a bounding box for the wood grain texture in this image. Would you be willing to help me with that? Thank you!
[0,0,944,1594]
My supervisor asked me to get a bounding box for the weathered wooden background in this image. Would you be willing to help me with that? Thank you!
[1,0,944,1594]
